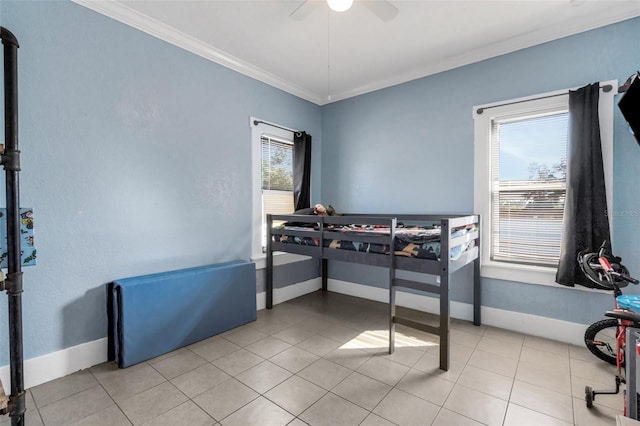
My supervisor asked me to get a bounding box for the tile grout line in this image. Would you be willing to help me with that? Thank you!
[27,389,47,426]
[88,368,135,426]
[503,336,524,426]
[25,291,622,426]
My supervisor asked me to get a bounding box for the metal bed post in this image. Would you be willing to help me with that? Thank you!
[473,214,481,326]
[320,218,327,292]
[266,214,273,309]
[0,26,26,426]
[439,219,451,371]
[321,259,328,292]
[389,285,396,354]
[388,218,397,354]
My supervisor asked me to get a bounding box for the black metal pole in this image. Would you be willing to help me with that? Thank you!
[0,26,25,426]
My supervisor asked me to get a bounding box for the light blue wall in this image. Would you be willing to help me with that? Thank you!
[322,17,640,325]
[1,0,638,368]
[0,1,321,364]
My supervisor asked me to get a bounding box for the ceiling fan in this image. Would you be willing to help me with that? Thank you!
[290,0,399,22]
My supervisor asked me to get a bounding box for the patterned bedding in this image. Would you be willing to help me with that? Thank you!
[273,223,476,260]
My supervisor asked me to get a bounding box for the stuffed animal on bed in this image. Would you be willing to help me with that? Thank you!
[313,204,334,216]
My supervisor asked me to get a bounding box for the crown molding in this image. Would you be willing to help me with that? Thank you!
[72,0,639,106]
[71,0,326,105]
[325,7,640,104]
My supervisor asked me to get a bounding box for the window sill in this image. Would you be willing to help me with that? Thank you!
[252,252,311,270]
[482,262,610,294]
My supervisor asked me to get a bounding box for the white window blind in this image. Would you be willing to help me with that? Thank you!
[490,110,568,266]
[261,136,294,250]
[261,136,294,216]
[261,137,293,192]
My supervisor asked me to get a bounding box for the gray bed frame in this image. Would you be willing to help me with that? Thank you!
[265,213,481,371]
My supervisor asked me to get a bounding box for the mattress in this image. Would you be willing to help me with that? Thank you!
[108,261,256,368]
[274,223,475,260]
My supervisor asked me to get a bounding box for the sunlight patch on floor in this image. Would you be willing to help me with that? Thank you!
[340,329,439,350]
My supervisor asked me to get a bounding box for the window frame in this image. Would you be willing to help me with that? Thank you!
[490,105,569,267]
[260,135,295,253]
[250,117,309,269]
[473,81,616,287]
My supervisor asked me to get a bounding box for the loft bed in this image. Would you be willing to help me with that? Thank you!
[265,213,481,371]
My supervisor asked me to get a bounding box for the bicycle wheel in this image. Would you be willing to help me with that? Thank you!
[584,319,618,366]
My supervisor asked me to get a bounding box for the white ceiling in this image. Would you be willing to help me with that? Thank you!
[75,0,640,105]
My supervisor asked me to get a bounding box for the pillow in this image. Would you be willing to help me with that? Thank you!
[293,207,316,215]
[281,207,317,228]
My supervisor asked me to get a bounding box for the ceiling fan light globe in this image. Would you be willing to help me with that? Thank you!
[327,0,353,12]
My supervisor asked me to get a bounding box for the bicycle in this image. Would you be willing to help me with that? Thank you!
[582,243,639,365]
[578,242,640,411]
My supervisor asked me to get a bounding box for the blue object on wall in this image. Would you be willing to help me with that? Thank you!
[109,261,256,368]
[0,208,36,268]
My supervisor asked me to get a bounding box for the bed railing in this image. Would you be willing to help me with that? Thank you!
[266,213,479,298]
[266,213,481,371]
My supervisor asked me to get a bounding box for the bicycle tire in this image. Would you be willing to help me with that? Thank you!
[584,319,618,366]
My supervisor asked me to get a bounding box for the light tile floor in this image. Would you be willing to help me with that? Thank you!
[3,291,627,425]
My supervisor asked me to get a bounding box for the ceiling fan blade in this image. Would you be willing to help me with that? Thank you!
[364,0,398,22]
[289,0,320,20]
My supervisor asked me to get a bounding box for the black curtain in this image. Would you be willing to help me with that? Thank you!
[556,83,611,287]
[293,131,312,211]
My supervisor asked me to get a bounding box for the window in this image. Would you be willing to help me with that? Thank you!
[251,118,305,265]
[474,82,615,286]
[491,109,568,267]
[261,135,294,250]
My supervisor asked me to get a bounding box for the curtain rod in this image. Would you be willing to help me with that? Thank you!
[476,83,614,115]
[252,119,301,135]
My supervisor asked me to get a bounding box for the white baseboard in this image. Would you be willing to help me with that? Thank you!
[1,276,586,391]
[257,277,322,310]
[0,337,108,391]
[481,305,587,347]
[328,279,587,346]
[0,279,320,391]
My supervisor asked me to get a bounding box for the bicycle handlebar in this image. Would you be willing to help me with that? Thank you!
[611,270,640,285]
[578,241,637,290]
[599,255,640,285]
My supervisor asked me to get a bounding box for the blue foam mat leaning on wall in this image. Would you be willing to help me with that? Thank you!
[108,260,256,368]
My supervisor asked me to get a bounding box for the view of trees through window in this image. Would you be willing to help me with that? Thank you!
[260,136,294,250]
[492,111,568,265]
[261,137,293,191]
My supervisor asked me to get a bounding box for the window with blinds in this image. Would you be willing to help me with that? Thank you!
[261,136,294,249]
[490,110,568,267]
